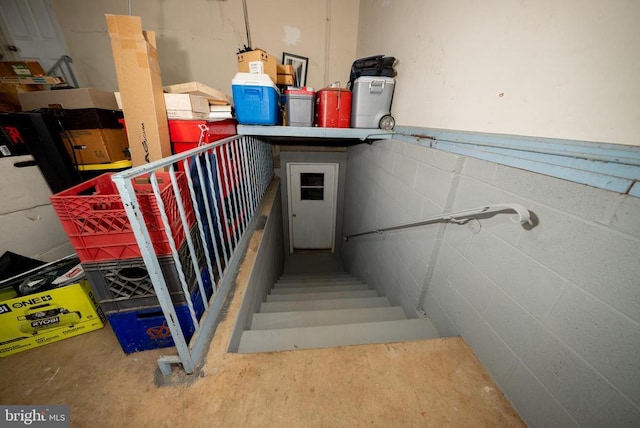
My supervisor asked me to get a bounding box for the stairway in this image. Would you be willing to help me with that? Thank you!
[237,271,440,353]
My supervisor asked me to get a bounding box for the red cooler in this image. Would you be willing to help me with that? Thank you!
[315,87,352,128]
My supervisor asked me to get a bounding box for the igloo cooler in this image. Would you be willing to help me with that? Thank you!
[232,72,279,125]
[285,87,315,127]
[350,76,395,129]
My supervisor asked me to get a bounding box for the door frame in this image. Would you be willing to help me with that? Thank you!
[286,162,339,254]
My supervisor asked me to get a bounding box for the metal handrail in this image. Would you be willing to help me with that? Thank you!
[344,203,532,241]
[46,55,78,88]
[111,135,273,375]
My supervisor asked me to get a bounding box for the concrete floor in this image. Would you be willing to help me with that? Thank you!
[0,236,524,427]
[284,251,345,274]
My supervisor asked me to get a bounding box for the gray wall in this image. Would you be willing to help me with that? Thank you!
[274,150,348,256]
[342,139,640,427]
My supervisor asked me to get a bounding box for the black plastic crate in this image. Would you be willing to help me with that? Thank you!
[82,227,210,312]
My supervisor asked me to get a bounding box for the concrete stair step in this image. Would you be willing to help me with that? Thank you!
[266,290,378,302]
[277,273,353,283]
[279,271,349,278]
[270,284,369,295]
[237,318,440,353]
[250,306,408,330]
[274,279,362,289]
[259,296,391,313]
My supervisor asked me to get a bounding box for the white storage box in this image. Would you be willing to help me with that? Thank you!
[350,76,395,129]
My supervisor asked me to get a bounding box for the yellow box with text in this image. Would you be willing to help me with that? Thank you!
[0,280,105,357]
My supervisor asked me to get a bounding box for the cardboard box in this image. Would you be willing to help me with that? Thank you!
[0,61,46,78]
[237,49,277,84]
[277,64,294,75]
[18,88,120,111]
[0,76,62,85]
[166,111,209,120]
[60,128,130,164]
[276,74,295,85]
[0,83,46,109]
[116,92,211,119]
[163,81,229,104]
[164,93,209,113]
[106,14,172,166]
[0,280,105,357]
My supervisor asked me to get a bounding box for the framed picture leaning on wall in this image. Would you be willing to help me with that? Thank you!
[282,52,308,87]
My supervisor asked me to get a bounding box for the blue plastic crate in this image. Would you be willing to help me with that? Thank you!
[106,270,212,354]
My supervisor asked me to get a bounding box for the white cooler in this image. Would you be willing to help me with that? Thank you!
[350,76,395,129]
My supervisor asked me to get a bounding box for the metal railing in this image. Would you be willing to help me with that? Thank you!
[46,55,78,88]
[111,135,273,375]
[344,203,532,241]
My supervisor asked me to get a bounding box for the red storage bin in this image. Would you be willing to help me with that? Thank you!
[169,119,237,154]
[51,172,195,262]
[315,87,352,128]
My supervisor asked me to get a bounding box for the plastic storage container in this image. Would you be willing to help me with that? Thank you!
[105,300,203,354]
[82,227,212,313]
[169,119,237,153]
[232,73,279,125]
[316,87,352,128]
[285,87,316,127]
[50,172,195,262]
[350,76,395,129]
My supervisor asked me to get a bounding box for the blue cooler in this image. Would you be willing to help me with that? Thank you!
[232,72,279,125]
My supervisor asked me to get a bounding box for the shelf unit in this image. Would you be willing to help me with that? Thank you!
[236,125,393,144]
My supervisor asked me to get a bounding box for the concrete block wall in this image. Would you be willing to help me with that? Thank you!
[342,139,640,427]
[343,140,462,317]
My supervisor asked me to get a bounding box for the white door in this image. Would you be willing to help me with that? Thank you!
[0,0,70,72]
[287,163,339,252]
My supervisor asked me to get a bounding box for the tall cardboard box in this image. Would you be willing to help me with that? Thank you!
[106,15,171,166]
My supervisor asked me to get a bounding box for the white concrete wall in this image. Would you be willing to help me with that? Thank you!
[50,0,359,95]
[356,0,640,146]
[342,139,640,427]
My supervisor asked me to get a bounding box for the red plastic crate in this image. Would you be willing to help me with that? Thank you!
[51,172,195,263]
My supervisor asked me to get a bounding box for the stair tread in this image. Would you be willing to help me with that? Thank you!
[266,290,378,302]
[279,272,349,279]
[270,284,369,294]
[238,318,440,353]
[275,279,363,289]
[251,306,408,330]
[259,296,391,313]
[278,275,354,282]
